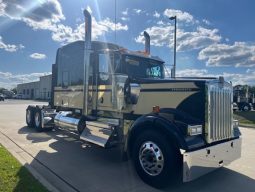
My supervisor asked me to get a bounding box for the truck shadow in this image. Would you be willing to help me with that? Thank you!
[18,126,255,192]
[167,168,255,192]
[18,126,54,143]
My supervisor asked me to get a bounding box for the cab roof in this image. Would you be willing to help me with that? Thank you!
[60,40,165,63]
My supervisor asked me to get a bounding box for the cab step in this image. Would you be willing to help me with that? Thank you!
[80,121,119,148]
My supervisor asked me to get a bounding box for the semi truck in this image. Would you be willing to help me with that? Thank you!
[25,9,241,187]
[233,85,254,111]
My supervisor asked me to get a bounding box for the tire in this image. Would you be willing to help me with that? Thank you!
[34,107,43,132]
[132,130,181,188]
[77,118,86,135]
[242,104,251,111]
[26,106,35,127]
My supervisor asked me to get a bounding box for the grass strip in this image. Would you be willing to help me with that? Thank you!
[0,144,48,192]
[234,111,255,128]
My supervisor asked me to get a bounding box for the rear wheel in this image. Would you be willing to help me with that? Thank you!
[132,130,181,188]
[242,104,251,111]
[26,106,35,127]
[34,107,43,132]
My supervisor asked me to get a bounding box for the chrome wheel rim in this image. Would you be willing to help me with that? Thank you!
[243,106,248,111]
[35,112,40,127]
[26,110,31,123]
[139,141,164,176]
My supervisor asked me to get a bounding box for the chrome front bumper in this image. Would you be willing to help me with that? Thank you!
[183,138,241,182]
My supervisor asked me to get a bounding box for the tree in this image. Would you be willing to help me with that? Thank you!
[11,87,17,94]
[0,88,7,94]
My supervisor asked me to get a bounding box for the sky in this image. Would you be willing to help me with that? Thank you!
[0,0,255,89]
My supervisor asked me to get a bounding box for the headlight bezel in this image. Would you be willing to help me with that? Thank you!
[187,125,203,136]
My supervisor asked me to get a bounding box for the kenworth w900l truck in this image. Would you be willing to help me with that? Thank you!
[25,9,241,187]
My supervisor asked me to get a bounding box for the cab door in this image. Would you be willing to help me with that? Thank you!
[96,52,114,111]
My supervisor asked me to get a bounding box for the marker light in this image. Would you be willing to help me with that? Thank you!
[152,106,160,113]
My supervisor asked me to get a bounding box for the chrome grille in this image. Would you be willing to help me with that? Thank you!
[206,81,233,143]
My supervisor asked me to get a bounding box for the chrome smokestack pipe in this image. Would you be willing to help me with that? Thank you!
[143,31,150,55]
[84,9,92,48]
[83,9,92,116]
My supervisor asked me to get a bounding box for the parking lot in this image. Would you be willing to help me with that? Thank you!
[0,100,255,192]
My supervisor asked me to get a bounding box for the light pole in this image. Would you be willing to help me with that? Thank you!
[169,16,177,78]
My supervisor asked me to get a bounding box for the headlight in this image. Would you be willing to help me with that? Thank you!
[233,120,239,128]
[187,125,203,136]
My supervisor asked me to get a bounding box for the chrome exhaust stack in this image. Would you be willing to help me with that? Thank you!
[84,9,92,47]
[83,9,92,116]
[144,31,150,55]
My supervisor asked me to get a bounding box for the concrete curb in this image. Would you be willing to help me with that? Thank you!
[0,130,77,192]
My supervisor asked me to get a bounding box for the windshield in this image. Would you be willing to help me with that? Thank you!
[124,55,164,79]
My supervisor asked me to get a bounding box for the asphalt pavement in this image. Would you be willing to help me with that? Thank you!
[0,99,255,192]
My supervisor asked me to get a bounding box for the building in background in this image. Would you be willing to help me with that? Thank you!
[17,74,52,100]
[39,75,52,100]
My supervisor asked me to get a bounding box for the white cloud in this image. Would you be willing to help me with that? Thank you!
[121,17,129,21]
[135,25,221,51]
[0,0,6,15]
[0,71,51,89]
[176,27,221,51]
[86,5,92,14]
[133,9,142,15]
[176,68,255,85]
[30,53,46,59]
[198,42,255,67]
[0,2,128,45]
[135,25,173,47]
[135,8,221,52]
[156,20,165,25]
[221,72,255,85]
[0,0,65,31]
[176,69,209,77]
[163,9,194,23]
[100,18,128,31]
[202,19,211,25]
[122,8,128,16]
[52,17,128,44]
[0,36,24,52]
[153,11,160,18]
[135,7,254,70]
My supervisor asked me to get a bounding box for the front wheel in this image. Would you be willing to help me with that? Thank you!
[132,130,181,188]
